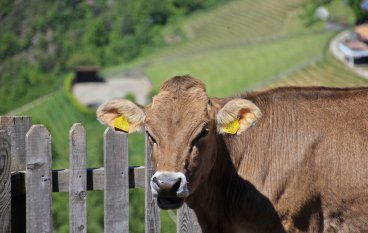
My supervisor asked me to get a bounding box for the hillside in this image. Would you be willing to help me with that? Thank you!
[6,0,366,232]
[0,0,227,114]
[266,54,368,88]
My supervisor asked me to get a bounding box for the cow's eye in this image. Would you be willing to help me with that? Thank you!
[146,131,157,144]
[191,125,209,147]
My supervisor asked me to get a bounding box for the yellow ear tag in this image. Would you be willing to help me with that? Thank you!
[113,115,130,132]
[223,118,240,134]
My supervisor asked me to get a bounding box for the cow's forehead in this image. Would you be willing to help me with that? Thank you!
[145,90,209,136]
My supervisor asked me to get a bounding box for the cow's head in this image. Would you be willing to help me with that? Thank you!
[97,76,261,209]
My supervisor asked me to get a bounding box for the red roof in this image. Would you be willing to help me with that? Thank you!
[355,24,368,41]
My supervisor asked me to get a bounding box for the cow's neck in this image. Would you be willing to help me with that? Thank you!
[185,136,284,233]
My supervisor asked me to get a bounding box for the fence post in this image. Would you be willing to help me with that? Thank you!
[69,124,87,233]
[26,125,52,233]
[0,116,32,233]
[0,130,11,232]
[104,128,129,232]
[177,204,202,233]
[145,134,160,233]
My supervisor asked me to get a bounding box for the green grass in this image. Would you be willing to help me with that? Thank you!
[151,0,310,60]
[146,31,335,97]
[266,54,368,88]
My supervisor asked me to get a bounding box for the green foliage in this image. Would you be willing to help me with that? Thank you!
[302,0,364,25]
[124,92,137,102]
[346,0,368,24]
[66,52,99,70]
[63,73,95,115]
[0,0,227,114]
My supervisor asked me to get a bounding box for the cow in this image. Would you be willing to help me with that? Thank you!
[97,75,368,233]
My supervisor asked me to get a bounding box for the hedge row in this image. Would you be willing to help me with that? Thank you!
[63,73,95,115]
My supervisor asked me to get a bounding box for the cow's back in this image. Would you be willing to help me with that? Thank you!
[224,87,368,232]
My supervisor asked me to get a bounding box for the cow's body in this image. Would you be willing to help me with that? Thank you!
[188,87,368,232]
[97,77,368,233]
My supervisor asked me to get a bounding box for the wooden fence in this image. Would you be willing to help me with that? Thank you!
[0,116,202,233]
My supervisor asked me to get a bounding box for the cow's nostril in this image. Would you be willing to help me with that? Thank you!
[152,176,160,187]
[172,178,182,192]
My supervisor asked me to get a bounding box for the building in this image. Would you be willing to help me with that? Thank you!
[339,23,368,66]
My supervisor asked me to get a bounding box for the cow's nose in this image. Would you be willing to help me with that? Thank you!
[151,172,188,197]
[152,176,181,190]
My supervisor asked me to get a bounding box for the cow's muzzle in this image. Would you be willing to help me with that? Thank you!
[151,172,189,209]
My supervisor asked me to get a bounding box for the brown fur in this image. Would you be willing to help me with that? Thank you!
[98,76,368,233]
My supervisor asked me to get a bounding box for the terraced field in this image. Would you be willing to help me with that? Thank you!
[266,55,368,88]
[147,32,335,97]
[154,0,311,60]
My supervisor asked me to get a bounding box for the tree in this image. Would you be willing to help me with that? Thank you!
[304,0,368,25]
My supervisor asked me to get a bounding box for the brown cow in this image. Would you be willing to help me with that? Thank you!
[97,76,368,233]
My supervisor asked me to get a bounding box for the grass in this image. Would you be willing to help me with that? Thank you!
[266,54,368,88]
[146,31,335,97]
[151,0,310,60]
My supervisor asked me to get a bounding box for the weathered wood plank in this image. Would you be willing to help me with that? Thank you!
[104,128,129,232]
[26,125,52,233]
[0,116,32,172]
[0,130,11,233]
[1,116,31,233]
[69,124,87,233]
[145,134,161,233]
[11,166,145,195]
[177,204,202,233]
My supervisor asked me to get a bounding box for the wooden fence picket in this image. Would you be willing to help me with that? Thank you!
[145,134,161,233]
[1,116,31,233]
[69,124,87,233]
[104,128,129,232]
[0,130,11,233]
[177,204,202,233]
[26,125,52,233]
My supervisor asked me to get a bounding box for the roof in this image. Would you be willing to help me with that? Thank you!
[345,40,368,51]
[74,66,99,72]
[354,24,368,41]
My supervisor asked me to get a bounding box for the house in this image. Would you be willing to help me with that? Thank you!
[339,23,368,66]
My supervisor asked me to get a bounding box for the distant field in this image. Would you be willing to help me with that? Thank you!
[266,55,368,88]
[147,32,334,97]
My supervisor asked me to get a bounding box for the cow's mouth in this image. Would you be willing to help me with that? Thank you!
[157,196,184,210]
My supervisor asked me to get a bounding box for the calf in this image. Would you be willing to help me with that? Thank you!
[97,76,368,233]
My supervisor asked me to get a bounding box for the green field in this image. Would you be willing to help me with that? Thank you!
[8,0,367,232]
[266,54,368,88]
[146,32,334,97]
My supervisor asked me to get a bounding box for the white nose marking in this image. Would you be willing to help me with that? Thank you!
[151,171,189,197]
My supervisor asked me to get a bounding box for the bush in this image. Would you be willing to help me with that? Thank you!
[66,52,99,70]
[63,73,95,115]
[124,92,137,102]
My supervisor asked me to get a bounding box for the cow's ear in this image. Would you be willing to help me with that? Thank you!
[96,99,145,133]
[216,99,261,135]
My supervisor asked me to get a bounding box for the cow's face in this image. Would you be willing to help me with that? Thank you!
[97,76,261,209]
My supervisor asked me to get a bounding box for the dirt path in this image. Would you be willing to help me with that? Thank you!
[73,74,152,107]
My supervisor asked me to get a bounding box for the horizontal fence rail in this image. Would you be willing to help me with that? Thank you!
[0,116,201,233]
